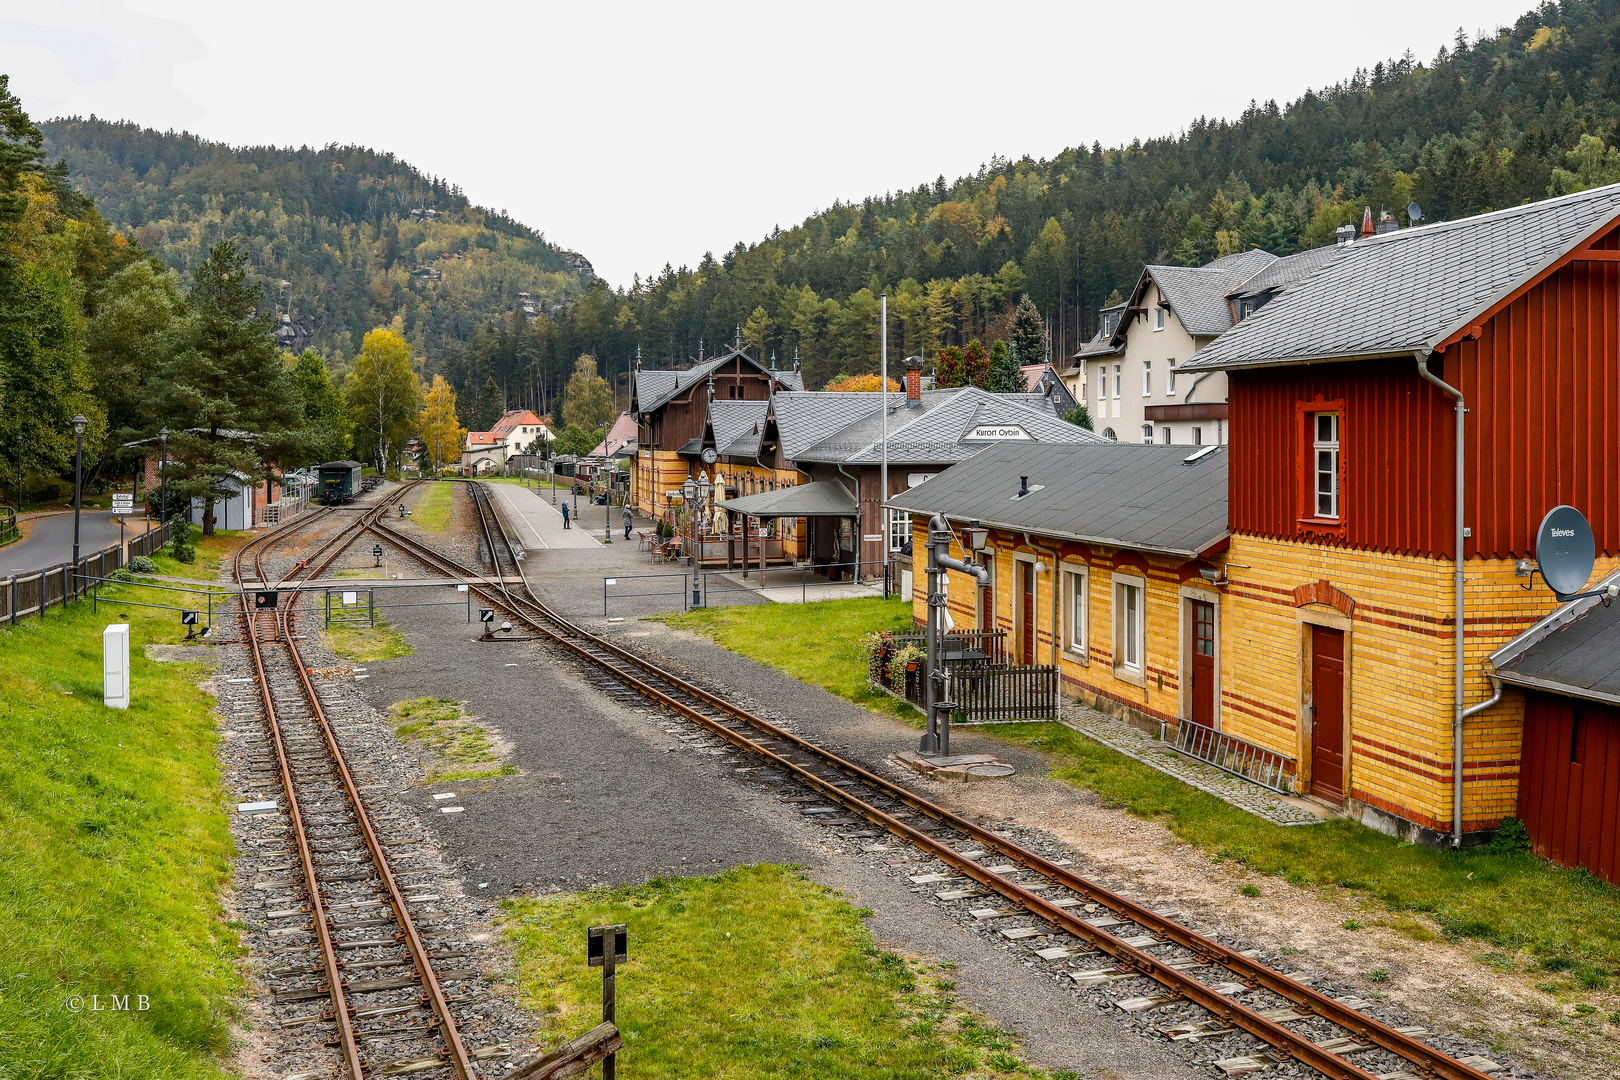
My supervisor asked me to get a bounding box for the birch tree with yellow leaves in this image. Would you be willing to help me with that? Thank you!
[417,375,465,476]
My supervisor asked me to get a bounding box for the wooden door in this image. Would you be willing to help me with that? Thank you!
[1309,625,1346,800]
[1190,600,1216,727]
[1019,562,1035,665]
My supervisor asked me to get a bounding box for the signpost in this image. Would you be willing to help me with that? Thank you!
[110,493,133,514]
[587,924,628,1080]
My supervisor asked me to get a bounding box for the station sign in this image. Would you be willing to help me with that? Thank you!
[966,425,1031,441]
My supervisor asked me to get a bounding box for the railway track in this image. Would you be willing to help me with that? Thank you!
[356,480,1509,1080]
[230,484,504,1079]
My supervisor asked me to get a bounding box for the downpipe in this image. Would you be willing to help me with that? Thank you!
[1415,351,1469,849]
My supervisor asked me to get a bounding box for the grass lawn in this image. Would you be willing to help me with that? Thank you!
[143,528,252,580]
[389,698,515,782]
[666,597,1620,987]
[0,583,240,1079]
[412,482,456,532]
[502,865,1069,1079]
[321,611,413,664]
[664,597,923,724]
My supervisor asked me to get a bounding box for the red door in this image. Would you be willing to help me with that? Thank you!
[1019,562,1035,665]
[1190,600,1216,727]
[1309,625,1346,800]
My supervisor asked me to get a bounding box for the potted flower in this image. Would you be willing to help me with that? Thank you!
[888,644,925,687]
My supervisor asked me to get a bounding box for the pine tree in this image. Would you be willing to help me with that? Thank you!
[1008,296,1047,372]
[151,240,304,534]
[985,339,1025,393]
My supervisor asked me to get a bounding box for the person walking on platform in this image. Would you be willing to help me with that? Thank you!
[622,504,633,540]
[561,501,571,529]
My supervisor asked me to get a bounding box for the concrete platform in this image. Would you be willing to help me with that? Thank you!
[712,570,885,604]
[484,482,606,551]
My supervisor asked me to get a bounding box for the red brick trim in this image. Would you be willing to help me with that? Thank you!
[1223,697,1296,731]
[1292,579,1355,616]
[1221,690,1295,723]
[1350,788,1448,831]
[1060,672,1181,726]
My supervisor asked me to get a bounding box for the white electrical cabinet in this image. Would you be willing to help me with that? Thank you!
[103,623,130,710]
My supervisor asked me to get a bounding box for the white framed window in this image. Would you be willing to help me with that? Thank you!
[1064,566,1089,654]
[1142,360,1153,396]
[1113,574,1145,674]
[1161,426,1172,444]
[1313,412,1340,519]
[1167,359,1177,395]
[888,507,910,552]
[1193,425,1203,445]
[1103,427,1117,441]
[1140,424,1154,444]
[1153,306,1166,331]
[1112,363,1121,399]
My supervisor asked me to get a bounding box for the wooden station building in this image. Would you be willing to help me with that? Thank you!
[896,182,1620,859]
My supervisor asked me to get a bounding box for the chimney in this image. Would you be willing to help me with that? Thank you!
[1360,205,1375,238]
[1018,475,1029,498]
[904,354,923,402]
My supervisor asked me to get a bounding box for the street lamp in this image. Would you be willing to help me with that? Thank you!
[14,432,21,513]
[71,414,87,598]
[157,427,169,525]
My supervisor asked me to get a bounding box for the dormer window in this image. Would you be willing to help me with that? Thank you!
[1153,306,1166,332]
[1102,311,1119,337]
[1237,299,1255,321]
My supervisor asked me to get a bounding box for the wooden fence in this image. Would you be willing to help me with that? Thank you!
[3,542,127,626]
[868,630,1058,723]
[128,520,173,560]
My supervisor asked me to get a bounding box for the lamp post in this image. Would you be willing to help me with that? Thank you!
[14,432,21,512]
[681,477,705,608]
[158,426,169,525]
[71,414,87,598]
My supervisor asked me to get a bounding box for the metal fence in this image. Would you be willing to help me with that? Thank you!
[1172,721,1297,794]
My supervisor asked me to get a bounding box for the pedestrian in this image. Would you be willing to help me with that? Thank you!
[561,501,571,529]
[622,503,633,540]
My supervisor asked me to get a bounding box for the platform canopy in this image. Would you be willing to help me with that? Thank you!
[714,479,857,518]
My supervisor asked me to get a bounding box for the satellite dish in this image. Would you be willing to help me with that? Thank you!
[1407,202,1422,223]
[1536,504,1596,598]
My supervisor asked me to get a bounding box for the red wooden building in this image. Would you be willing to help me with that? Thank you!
[1181,182,1620,851]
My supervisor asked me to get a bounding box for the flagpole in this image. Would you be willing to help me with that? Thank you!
[880,293,888,598]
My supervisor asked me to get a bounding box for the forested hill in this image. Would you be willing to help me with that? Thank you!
[528,0,1620,392]
[41,118,592,366]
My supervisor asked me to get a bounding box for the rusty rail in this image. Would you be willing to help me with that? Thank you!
[361,482,1496,1080]
[234,481,476,1080]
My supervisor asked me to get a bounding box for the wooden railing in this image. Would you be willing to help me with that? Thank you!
[1172,722,1297,794]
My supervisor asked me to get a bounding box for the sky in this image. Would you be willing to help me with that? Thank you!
[3,0,1542,288]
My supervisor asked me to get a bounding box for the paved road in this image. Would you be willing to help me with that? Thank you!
[2,511,153,573]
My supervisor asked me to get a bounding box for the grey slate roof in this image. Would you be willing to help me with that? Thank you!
[1228,245,1341,301]
[1184,182,1620,371]
[1146,248,1277,336]
[887,442,1228,557]
[716,479,859,518]
[786,387,1104,465]
[707,400,770,456]
[632,347,802,413]
[771,391,890,460]
[1491,569,1620,706]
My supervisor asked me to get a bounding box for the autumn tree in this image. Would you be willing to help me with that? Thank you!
[417,375,465,475]
[346,327,421,473]
[562,354,612,432]
[741,305,774,363]
[148,240,304,534]
[824,374,899,392]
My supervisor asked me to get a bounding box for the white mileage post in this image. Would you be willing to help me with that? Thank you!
[103,623,130,709]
